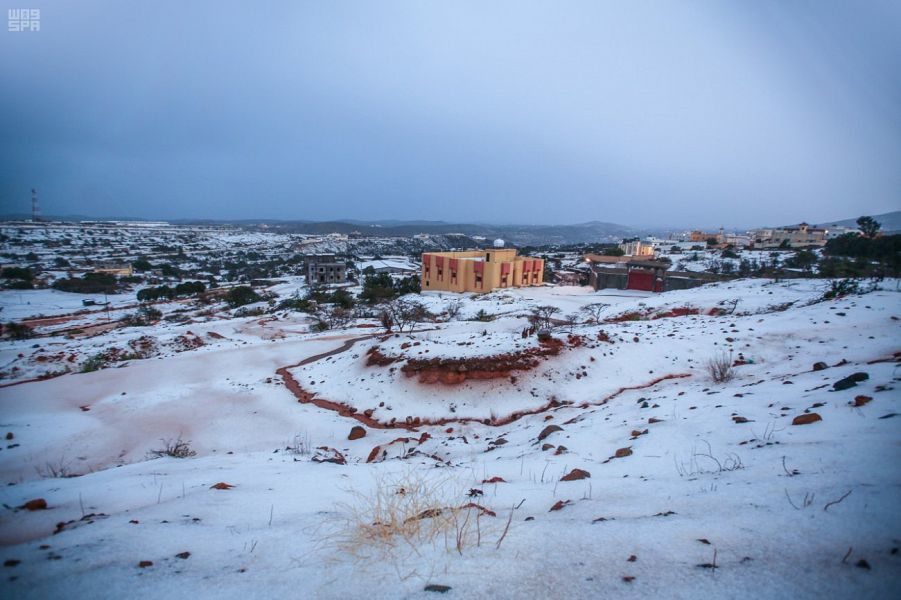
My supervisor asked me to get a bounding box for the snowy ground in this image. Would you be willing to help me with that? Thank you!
[0,279,899,599]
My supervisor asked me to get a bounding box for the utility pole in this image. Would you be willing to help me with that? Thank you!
[31,188,40,222]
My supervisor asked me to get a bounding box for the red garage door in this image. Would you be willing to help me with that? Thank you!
[626,270,654,292]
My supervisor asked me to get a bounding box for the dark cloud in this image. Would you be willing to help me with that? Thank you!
[1,0,899,226]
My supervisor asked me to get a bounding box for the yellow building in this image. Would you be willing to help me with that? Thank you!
[93,265,134,277]
[421,249,544,293]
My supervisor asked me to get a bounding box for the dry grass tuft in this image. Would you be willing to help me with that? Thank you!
[707,351,735,383]
[331,468,505,559]
[147,436,197,459]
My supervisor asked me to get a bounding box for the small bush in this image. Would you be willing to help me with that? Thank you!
[36,457,77,478]
[52,272,118,294]
[225,286,261,308]
[81,353,108,373]
[286,431,312,456]
[147,436,197,459]
[234,306,266,317]
[3,321,34,340]
[278,296,314,313]
[123,306,162,326]
[822,278,861,300]
[707,351,735,383]
[4,279,34,290]
[474,309,494,322]
[1,266,34,281]
[333,469,501,559]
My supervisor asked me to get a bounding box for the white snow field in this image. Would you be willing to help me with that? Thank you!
[0,279,899,599]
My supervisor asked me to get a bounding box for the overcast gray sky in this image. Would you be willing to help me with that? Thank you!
[1,1,899,227]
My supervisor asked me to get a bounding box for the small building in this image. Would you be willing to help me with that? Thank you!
[304,254,347,286]
[618,238,656,257]
[358,257,419,275]
[421,249,544,293]
[690,229,725,244]
[823,226,860,240]
[93,264,134,277]
[752,223,827,248]
[723,233,752,247]
[586,256,718,293]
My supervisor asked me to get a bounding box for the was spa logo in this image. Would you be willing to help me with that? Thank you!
[8,8,40,32]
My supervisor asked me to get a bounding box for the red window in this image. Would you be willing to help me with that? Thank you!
[435,256,444,281]
[473,260,484,289]
[422,254,431,279]
[449,259,458,284]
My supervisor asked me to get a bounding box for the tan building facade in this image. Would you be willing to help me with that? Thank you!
[751,223,827,248]
[618,239,655,256]
[421,249,544,293]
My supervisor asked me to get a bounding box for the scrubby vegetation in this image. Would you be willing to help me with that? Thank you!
[225,286,261,308]
[52,272,119,294]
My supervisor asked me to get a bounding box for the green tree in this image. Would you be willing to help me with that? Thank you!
[3,321,34,340]
[787,249,817,271]
[132,257,153,272]
[225,286,261,308]
[1,267,33,280]
[856,216,881,239]
[329,288,355,309]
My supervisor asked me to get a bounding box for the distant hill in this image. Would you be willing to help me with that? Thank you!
[815,210,901,233]
[262,220,641,245]
[0,214,645,245]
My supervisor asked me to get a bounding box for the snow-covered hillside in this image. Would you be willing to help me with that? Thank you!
[0,279,898,599]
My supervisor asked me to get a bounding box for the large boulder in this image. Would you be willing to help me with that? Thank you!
[21,498,47,511]
[537,425,563,442]
[833,372,869,391]
[560,468,591,481]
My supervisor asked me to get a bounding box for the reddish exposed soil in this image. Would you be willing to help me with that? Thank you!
[366,336,570,385]
[277,334,692,430]
[606,306,702,323]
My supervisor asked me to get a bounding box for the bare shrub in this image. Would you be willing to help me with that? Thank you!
[147,436,197,459]
[581,302,610,324]
[36,456,76,478]
[529,305,560,330]
[444,299,463,321]
[706,351,735,383]
[286,431,312,456]
[674,440,743,478]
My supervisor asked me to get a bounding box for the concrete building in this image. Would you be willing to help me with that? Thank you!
[421,249,544,293]
[823,226,860,240]
[618,238,656,257]
[587,260,720,293]
[93,264,134,277]
[690,229,725,244]
[723,233,752,247]
[305,254,347,286]
[752,223,827,248]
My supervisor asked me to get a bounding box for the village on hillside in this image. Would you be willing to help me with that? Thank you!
[0,215,898,598]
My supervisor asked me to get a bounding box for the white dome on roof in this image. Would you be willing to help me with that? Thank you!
[493,238,505,248]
